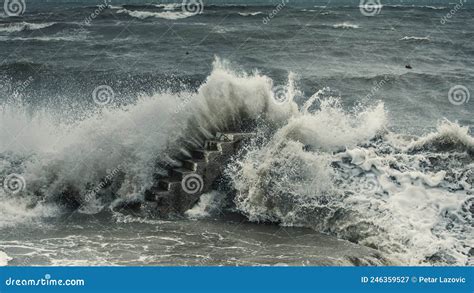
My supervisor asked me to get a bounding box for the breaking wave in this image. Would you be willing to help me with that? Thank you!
[116,8,196,20]
[333,22,360,29]
[0,22,56,33]
[0,58,472,266]
[238,12,263,16]
[384,5,447,10]
[399,36,431,42]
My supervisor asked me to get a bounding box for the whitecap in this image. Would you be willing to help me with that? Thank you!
[238,12,263,16]
[399,36,431,42]
[154,4,181,11]
[117,8,195,20]
[0,22,56,33]
[333,22,359,29]
[385,4,446,10]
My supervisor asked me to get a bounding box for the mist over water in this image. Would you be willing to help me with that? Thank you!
[0,1,473,266]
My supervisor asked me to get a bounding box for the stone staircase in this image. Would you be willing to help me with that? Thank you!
[144,132,254,216]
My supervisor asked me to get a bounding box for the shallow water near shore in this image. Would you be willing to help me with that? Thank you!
[0,213,388,266]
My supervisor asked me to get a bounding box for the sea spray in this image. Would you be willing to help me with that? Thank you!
[0,58,294,220]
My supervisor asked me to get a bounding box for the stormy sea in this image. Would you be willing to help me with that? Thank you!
[0,0,473,266]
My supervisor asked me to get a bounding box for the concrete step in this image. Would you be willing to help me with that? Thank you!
[183,159,206,171]
[154,191,175,214]
[204,140,238,151]
[171,167,194,180]
[215,132,235,141]
[192,149,220,160]
[204,140,223,151]
[216,132,255,142]
[158,178,181,191]
[145,188,169,201]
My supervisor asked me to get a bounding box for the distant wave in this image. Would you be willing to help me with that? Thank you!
[117,8,195,20]
[0,35,84,42]
[0,22,56,33]
[354,4,446,10]
[385,4,446,10]
[301,9,328,13]
[238,12,262,16]
[357,4,383,9]
[154,4,181,10]
[333,22,359,29]
[399,36,431,42]
[117,3,270,11]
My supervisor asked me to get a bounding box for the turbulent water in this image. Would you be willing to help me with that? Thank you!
[0,0,473,266]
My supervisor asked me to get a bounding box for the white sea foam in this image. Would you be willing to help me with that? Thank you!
[1,36,84,42]
[400,36,431,42]
[0,22,56,33]
[117,8,195,20]
[238,12,263,16]
[154,4,181,10]
[0,251,12,266]
[222,79,472,265]
[333,22,359,29]
[185,191,223,219]
[226,101,473,265]
[385,5,446,10]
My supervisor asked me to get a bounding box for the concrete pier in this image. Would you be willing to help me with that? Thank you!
[144,132,254,216]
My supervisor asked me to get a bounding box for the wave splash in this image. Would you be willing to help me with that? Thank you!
[0,58,472,266]
[0,57,288,223]
[226,96,473,265]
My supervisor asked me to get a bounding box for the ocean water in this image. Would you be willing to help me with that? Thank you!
[0,0,473,266]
